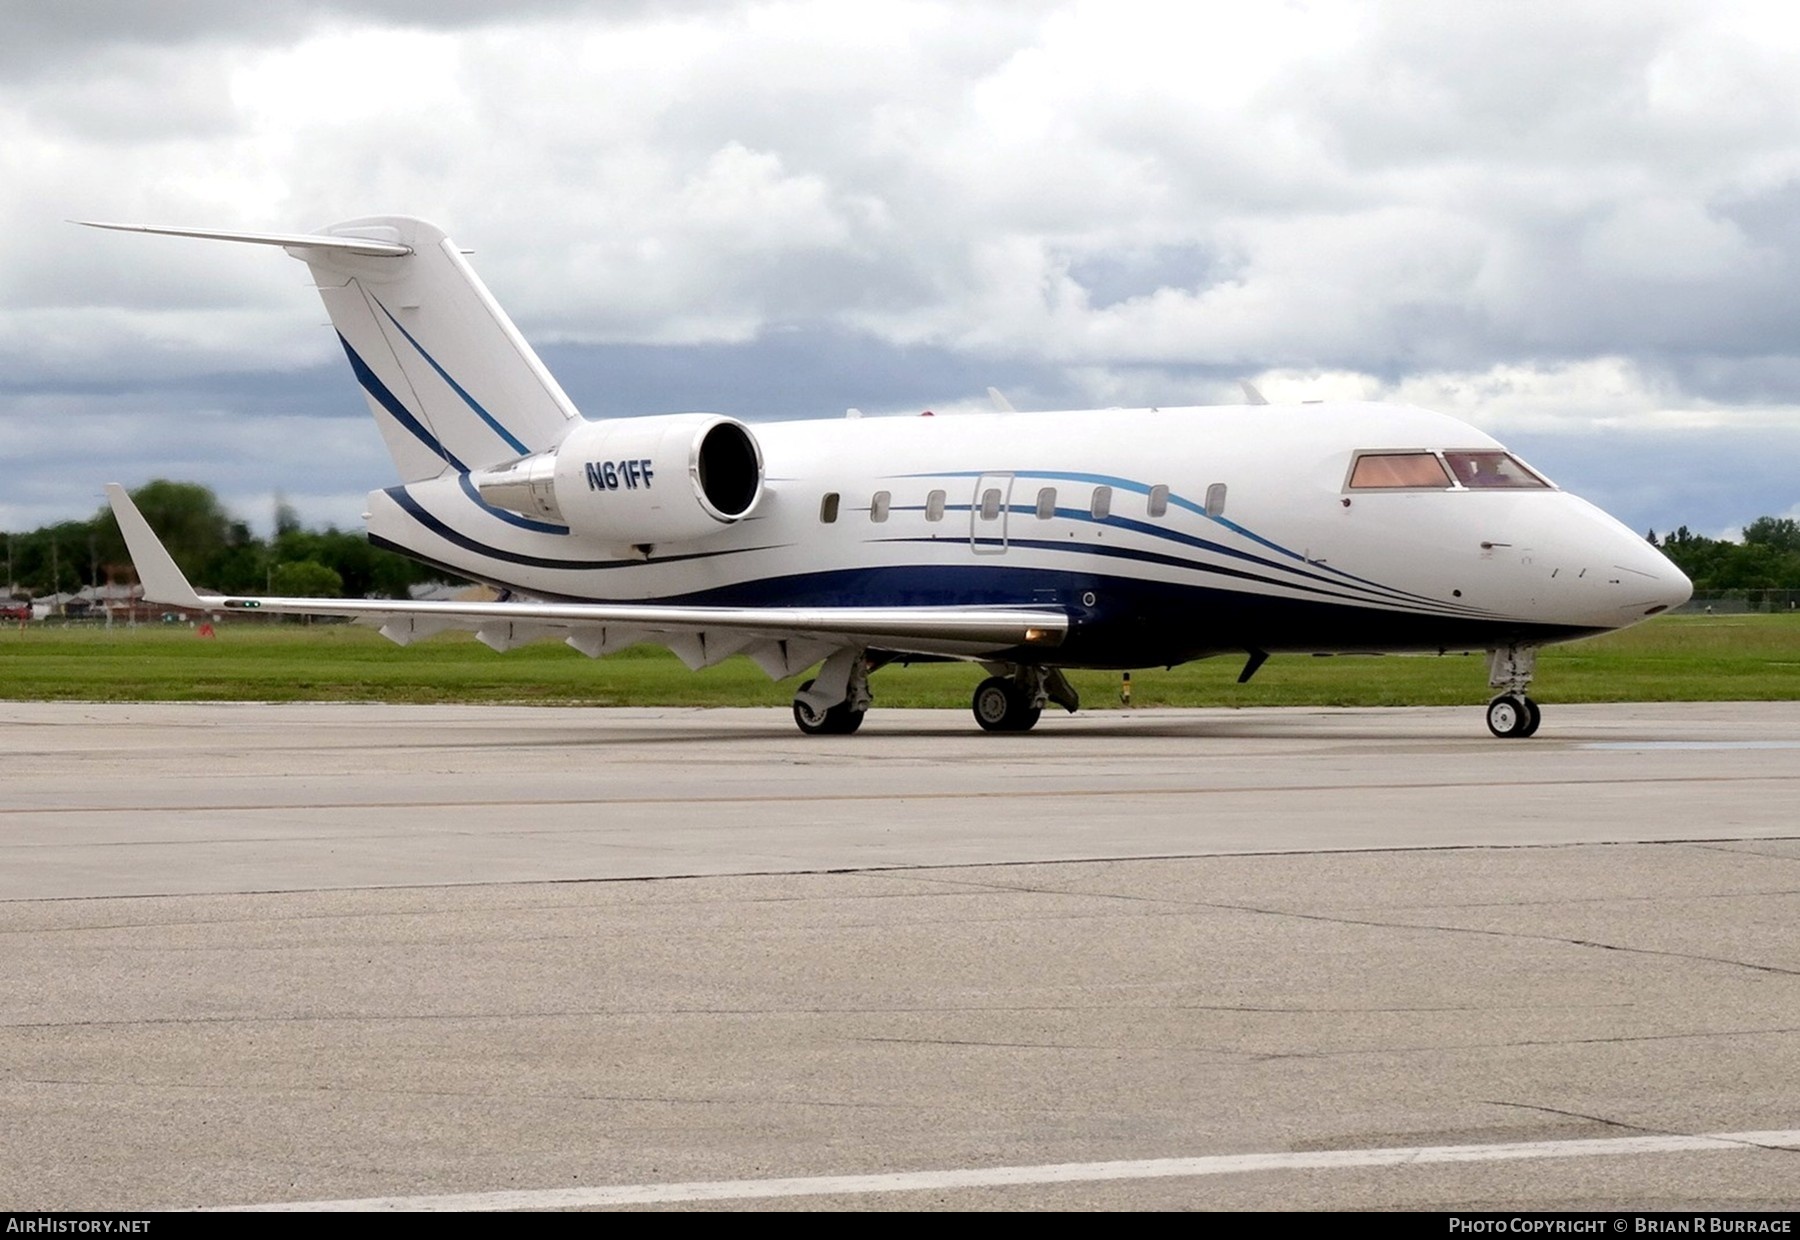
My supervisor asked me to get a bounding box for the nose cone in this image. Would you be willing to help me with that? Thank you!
[1616,532,1693,619]
[1559,498,1693,629]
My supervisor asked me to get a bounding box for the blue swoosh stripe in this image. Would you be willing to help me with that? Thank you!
[878,534,1498,620]
[384,486,787,573]
[912,482,1472,614]
[455,472,570,535]
[1056,508,1488,615]
[893,468,1454,606]
[341,333,469,473]
[374,298,530,456]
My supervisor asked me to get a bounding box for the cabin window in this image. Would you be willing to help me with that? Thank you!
[1347,452,1452,490]
[1036,487,1056,519]
[1147,484,1170,518]
[870,490,891,522]
[979,488,1003,521]
[925,489,946,521]
[1205,482,1227,517]
[1442,451,1551,490]
[1090,486,1112,519]
[820,492,840,523]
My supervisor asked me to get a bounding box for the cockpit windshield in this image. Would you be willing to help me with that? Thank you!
[1346,450,1552,491]
[1347,452,1451,489]
[1441,451,1549,489]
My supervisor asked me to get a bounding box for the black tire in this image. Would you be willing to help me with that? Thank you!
[1519,695,1542,738]
[792,679,865,736]
[1486,692,1532,738]
[972,676,1042,733]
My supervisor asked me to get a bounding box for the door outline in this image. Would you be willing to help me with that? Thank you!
[970,472,1013,555]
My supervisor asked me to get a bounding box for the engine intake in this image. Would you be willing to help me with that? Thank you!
[472,413,763,544]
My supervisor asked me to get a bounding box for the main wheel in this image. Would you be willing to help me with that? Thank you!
[972,677,1042,733]
[793,679,866,735]
[1486,692,1534,738]
[1519,694,1542,737]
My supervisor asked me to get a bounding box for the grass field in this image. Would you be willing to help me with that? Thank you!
[2,614,1797,708]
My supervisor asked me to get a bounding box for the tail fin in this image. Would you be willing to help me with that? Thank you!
[81,216,581,481]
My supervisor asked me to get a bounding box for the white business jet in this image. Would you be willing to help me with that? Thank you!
[84,217,1691,737]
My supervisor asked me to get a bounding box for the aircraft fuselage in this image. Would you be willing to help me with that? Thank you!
[365,400,1690,670]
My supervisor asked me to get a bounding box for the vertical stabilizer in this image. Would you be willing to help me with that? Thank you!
[80,216,582,482]
[295,216,580,481]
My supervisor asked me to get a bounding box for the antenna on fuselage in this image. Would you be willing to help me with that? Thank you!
[987,387,1017,413]
[1239,381,1269,406]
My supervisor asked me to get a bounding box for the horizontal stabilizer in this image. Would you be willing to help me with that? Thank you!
[75,221,411,257]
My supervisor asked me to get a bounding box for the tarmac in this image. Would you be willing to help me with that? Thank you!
[2,700,1798,1211]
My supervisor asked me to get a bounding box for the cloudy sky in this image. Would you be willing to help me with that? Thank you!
[5,0,1800,541]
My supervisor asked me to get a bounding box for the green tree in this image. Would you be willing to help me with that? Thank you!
[269,559,343,598]
[1743,516,1800,556]
[11,480,457,601]
[91,481,234,582]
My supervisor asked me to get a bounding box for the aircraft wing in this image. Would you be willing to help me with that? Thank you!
[107,485,1067,675]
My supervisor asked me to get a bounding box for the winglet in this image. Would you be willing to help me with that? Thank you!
[106,484,208,610]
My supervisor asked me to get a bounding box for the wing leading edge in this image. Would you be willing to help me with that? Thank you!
[105,485,1068,671]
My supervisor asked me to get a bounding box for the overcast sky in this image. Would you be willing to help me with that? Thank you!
[5,0,1800,542]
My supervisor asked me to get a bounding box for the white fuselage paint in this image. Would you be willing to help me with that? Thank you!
[367,402,1689,665]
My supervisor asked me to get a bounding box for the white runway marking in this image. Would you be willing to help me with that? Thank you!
[1583,741,1800,750]
[216,1129,1800,1211]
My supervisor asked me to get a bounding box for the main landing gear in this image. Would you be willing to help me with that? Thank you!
[788,653,1084,736]
[971,666,1080,733]
[791,647,872,735]
[1485,645,1541,738]
[792,679,865,734]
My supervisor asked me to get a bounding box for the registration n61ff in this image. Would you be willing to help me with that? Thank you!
[584,459,655,491]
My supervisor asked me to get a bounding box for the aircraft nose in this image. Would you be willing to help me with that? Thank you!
[1652,560,1694,614]
[1601,523,1692,622]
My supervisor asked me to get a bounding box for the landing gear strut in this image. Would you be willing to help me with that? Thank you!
[1485,645,1541,738]
[971,665,1079,733]
[792,648,872,736]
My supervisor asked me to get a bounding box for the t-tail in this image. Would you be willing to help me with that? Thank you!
[79,216,580,480]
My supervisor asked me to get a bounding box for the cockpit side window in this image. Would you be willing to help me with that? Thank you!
[1347,452,1452,490]
[1442,451,1551,489]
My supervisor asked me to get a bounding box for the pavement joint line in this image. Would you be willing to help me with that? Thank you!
[5,835,1800,906]
[7,771,1800,817]
[207,1128,1800,1211]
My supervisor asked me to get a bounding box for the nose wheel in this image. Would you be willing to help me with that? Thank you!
[1486,692,1541,738]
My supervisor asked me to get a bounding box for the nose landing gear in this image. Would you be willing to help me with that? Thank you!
[1485,691,1541,738]
[1486,645,1541,738]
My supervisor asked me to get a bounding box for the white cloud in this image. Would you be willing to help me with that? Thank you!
[5,0,1800,535]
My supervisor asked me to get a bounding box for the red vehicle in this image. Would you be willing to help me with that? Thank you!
[1,603,30,623]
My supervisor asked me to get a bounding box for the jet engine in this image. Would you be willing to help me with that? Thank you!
[471,413,763,545]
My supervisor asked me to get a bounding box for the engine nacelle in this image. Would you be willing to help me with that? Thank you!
[471,413,763,545]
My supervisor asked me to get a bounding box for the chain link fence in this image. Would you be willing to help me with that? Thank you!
[1679,590,1800,614]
